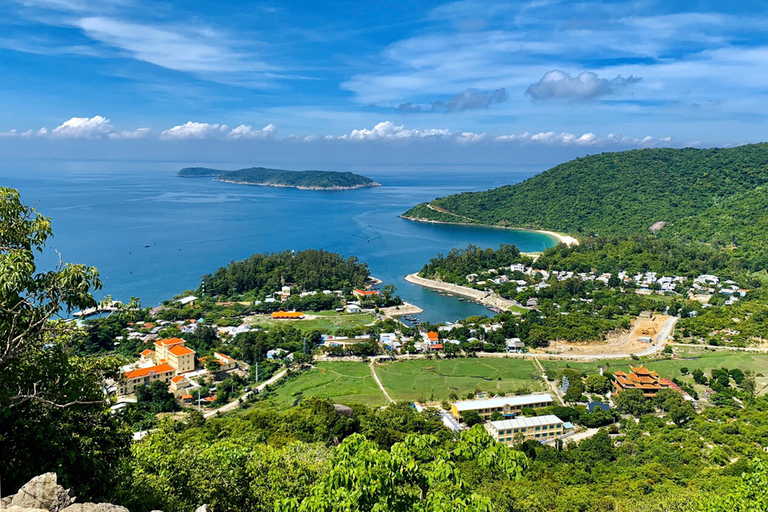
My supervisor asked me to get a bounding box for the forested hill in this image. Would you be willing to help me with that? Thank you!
[402,144,768,238]
[177,166,380,190]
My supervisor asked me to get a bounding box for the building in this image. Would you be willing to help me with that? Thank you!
[353,289,379,298]
[271,311,305,319]
[213,352,237,371]
[613,366,670,397]
[153,337,195,373]
[117,363,175,396]
[170,375,192,392]
[450,394,554,422]
[486,415,565,444]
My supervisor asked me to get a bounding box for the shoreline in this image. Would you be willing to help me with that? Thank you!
[399,215,579,247]
[404,273,526,313]
[214,178,381,191]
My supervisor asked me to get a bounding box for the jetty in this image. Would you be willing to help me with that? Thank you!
[73,301,123,318]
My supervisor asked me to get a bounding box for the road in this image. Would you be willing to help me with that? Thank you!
[369,360,395,403]
[670,342,768,353]
[203,369,288,418]
[533,357,564,405]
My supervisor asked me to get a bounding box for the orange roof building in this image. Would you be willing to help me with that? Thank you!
[271,311,305,319]
[613,366,669,397]
[427,331,439,342]
[118,363,175,396]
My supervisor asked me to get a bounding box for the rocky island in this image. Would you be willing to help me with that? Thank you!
[177,166,381,190]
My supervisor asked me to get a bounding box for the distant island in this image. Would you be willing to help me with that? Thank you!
[177,166,381,190]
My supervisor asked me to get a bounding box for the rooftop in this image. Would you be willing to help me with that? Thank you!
[453,394,553,412]
[168,345,195,356]
[125,363,175,380]
[489,415,564,430]
[155,337,186,347]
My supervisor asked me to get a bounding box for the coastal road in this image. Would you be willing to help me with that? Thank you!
[204,369,288,419]
[369,360,395,403]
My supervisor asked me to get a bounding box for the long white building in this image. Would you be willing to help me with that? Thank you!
[450,394,553,422]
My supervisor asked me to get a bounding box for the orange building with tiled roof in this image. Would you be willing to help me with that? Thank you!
[118,363,175,396]
[613,366,670,397]
[153,337,196,373]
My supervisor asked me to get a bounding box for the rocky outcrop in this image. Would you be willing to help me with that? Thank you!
[3,474,210,512]
[9,473,75,512]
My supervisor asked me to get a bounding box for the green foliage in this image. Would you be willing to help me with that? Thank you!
[418,244,530,283]
[178,166,379,189]
[0,187,130,498]
[281,425,527,512]
[201,249,370,297]
[463,410,483,427]
[403,144,768,239]
[614,389,654,416]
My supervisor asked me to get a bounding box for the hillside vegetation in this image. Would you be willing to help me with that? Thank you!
[402,144,768,238]
[178,166,380,190]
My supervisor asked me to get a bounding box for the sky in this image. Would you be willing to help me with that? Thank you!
[1,0,768,166]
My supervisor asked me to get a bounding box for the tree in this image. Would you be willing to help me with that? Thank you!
[280,425,528,511]
[0,187,130,498]
[614,389,653,416]
[692,368,707,384]
[490,411,504,421]
[463,410,483,427]
[584,374,611,394]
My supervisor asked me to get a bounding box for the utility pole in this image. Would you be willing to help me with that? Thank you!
[254,361,259,384]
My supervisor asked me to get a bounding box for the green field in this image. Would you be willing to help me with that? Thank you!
[376,358,544,402]
[263,361,388,409]
[245,310,376,333]
[540,349,768,395]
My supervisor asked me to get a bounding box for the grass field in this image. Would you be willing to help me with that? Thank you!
[245,310,376,333]
[263,361,388,409]
[376,358,544,402]
[540,348,768,395]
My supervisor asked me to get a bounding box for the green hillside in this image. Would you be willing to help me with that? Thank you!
[402,144,768,237]
[178,166,380,190]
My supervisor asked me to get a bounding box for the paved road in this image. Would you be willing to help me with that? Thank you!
[369,361,395,403]
[671,342,768,353]
[203,369,288,419]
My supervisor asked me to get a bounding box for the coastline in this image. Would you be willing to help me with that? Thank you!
[404,273,526,313]
[214,178,381,191]
[399,215,579,247]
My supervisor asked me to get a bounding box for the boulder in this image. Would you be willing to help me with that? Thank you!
[195,505,212,512]
[10,473,75,512]
[5,507,51,512]
[61,505,130,512]
[2,495,15,510]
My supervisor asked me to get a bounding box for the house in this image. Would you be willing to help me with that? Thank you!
[266,349,287,359]
[613,366,670,397]
[486,415,565,444]
[181,394,193,404]
[175,296,198,306]
[117,363,175,396]
[213,352,237,371]
[505,338,524,352]
[271,311,305,319]
[450,394,554,422]
[526,297,539,307]
[423,331,439,345]
[170,375,192,392]
[353,289,379,298]
[346,304,361,313]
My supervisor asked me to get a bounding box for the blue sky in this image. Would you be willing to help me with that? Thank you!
[1,0,768,162]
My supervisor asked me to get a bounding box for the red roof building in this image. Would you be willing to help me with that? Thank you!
[613,366,669,397]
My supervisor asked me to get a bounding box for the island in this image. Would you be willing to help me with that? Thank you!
[177,166,381,190]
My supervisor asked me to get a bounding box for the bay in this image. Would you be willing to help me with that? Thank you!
[1,160,555,323]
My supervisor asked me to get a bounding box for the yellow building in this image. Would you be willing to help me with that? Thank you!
[450,394,553,422]
[486,415,565,445]
[170,374,192,392]
[153,337,196,373]
[117,363,175,396]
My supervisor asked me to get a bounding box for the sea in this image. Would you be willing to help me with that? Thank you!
[1,160,556,324]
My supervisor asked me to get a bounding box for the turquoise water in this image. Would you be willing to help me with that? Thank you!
[1,161,555,323]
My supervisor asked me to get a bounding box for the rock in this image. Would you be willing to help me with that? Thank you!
[2,495,16,509]
[11,473,75,512]
[61,505,130,512]
[194,505,212,512]
[5,506,51,512]
[333,404,353,417]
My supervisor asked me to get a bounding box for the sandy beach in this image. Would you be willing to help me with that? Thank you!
[404,273,525,312]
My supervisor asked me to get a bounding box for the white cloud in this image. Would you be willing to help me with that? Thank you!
[108,127,150,139]
[526,71,641,101]
[51,115,114,138]
[335,121,452,141]
[75,17,269,77]
[456,132,487,144]
[495,131,670,147]
[0,129,19,138]
[160,121,227,140]
[227,124,277,139]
